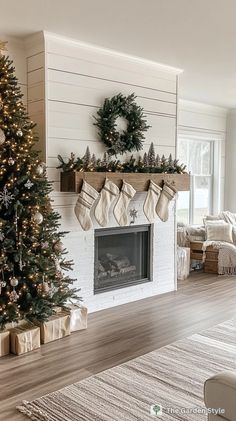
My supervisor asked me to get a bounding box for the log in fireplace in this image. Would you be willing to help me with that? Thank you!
[94,225,151,294]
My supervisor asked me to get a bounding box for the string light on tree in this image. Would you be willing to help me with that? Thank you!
[0,41,79,329]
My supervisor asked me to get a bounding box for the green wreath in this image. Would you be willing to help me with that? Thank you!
[94,93,150,156]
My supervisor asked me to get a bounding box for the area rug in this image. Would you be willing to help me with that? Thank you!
[17,318,236,421]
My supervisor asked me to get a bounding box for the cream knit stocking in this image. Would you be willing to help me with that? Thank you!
[94,178,120,227]
[74,180,99,231]
[114,181,136,226]
[143,180,162,222]
[156,181,177,222]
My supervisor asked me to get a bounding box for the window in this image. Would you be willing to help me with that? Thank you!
[177,137,213,225]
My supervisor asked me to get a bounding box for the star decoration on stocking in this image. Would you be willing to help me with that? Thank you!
[129,208,138,224]
[24,179,34,189]
[0,185,15,209]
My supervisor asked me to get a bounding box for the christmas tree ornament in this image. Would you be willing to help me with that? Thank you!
[24,179,34,189]
[41,241,49,249]
[54,257,61,272]
[19,253,23,271]
[10,276,19,287]
[54,240,64,252]
[74,180,99,231]
[143,180,162,222]
[9,289,19,302]
[113,181,136,226]
[35,165,44,176]
[8,157,15,166]
[43,282,50,292]
[156,182,177,222]
[0,128,5,145]
[0,185,15,209]
[0,280,6,294]
[32,211,43,224]
[16,129,23,137]
[94,178,119,227]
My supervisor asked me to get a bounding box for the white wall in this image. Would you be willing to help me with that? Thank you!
[25,31,181,191]
[178,99,227,213]
[225,110,236,211]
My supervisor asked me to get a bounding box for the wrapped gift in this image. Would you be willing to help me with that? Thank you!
[63,304,88,332]
[10,323,40,355]
[0,330,10,357]
[37,312,70,344]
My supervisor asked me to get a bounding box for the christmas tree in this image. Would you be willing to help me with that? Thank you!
[147,142,155,166]
[82,146,91,170]
[0,47,78,329]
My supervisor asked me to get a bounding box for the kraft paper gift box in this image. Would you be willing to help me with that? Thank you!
[10,323,40,355]
[63,304,88,332]
[37,312,71,344]
[0,330,10,357]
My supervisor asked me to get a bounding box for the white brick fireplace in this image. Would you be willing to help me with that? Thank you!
[52,191,176,312]
[25,31,180,312]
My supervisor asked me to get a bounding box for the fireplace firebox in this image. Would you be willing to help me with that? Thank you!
[94,225,151,294]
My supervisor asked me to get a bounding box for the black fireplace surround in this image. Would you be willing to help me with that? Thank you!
[94,225,151,294]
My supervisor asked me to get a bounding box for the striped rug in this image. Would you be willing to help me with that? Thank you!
[17,318,236,421]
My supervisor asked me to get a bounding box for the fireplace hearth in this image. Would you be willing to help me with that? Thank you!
[94,225,151,294]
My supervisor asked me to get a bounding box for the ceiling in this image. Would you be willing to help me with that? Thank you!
[1,0,235,108]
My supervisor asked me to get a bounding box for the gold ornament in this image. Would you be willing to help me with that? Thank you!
[32,211,43,224]
[10,277,19,287]
[54,241,64,252]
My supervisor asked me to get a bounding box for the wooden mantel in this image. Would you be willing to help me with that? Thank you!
[60,171,190,193]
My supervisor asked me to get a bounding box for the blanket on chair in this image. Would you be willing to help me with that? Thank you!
[202,240,236,275]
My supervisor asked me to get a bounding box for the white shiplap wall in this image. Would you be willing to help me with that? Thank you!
[38,32,181,191]
[25,32,181,311]
[178,99,227,212]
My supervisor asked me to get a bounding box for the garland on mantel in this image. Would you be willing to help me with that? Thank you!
[57,143,187,174]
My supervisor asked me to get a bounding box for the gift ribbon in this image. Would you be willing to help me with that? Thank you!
[52,318,62,340]
[21,330,33,353]
[0,331,9,355]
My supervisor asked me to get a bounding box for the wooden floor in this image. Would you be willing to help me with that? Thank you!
[1,272,236,421]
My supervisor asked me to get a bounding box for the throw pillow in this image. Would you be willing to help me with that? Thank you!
[206,223,233,243]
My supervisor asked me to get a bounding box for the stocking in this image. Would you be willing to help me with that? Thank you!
[143,180,162,222]
[114,181,136,226]
[94,178,119,227]
[74,180,99,231]
[156,182,177,222]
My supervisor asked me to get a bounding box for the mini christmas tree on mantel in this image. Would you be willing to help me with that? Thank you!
[0,44,78,329]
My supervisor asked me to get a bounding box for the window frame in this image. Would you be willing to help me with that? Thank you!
[177,135,215,225]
